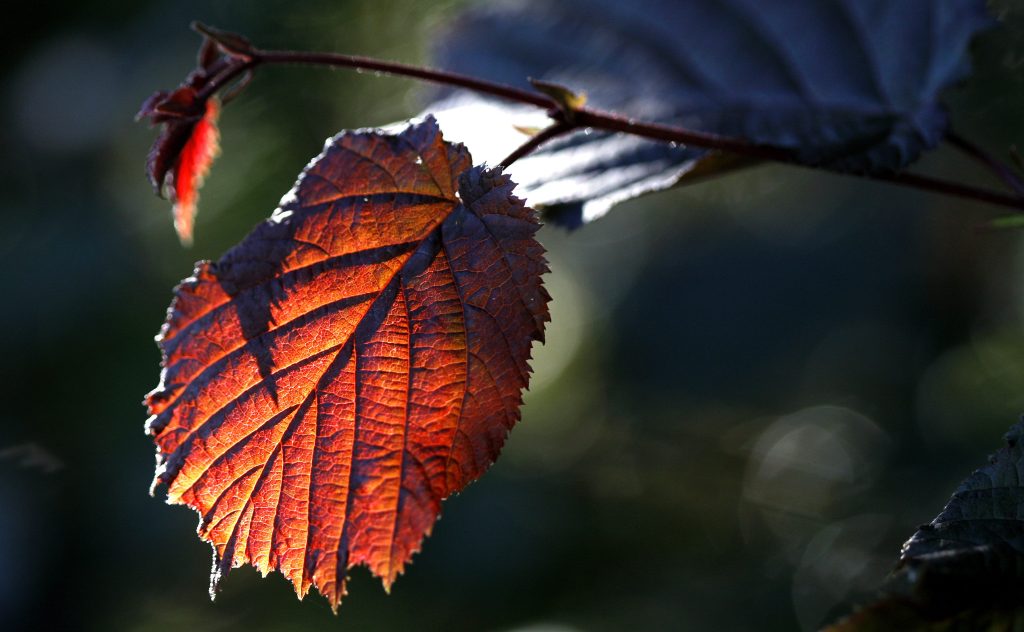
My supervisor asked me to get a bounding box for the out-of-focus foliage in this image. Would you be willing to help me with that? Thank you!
[826,419,1024,631]
[900,420,1024,573]
[429,0,992,226]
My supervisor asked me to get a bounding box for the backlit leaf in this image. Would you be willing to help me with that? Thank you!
[428,0,993,226]
[170,97,220,246]
[137,24,252,244]
[145,117,549,610]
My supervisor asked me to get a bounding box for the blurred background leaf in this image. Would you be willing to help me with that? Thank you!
[428,0,993,227]
[825,418,1024,631]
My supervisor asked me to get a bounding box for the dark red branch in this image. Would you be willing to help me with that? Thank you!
[499,121,577,168]
[947,131,1024,197]
[868,171,1024,210]
[570,109,796,162]
[190,32,1024,215]
[254,50,556,110]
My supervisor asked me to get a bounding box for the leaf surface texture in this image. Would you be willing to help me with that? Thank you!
[428,0,993,226]
[145,117,549,609]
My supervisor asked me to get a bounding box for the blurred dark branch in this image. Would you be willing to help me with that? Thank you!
[947,130,1024,196]
[196,25,1024,215]
[0,442,63,474]
[253,50,556,108]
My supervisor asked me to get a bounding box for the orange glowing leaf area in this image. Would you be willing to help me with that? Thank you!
[145,117,549,610]
[171,97,220,245]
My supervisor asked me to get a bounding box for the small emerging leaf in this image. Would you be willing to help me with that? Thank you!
[512,124,544,137]
[529,78,587,112]
[984,214,1024,231]
[138,25,253,243]
[170,98,220,246]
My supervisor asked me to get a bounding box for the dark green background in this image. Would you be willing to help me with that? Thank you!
[3,1,1024,630]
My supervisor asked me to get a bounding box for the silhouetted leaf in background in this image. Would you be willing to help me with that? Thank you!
[427,0,993,227]
[900,421,1024,569]
[145,117,549,610]
[825,419,1024,631]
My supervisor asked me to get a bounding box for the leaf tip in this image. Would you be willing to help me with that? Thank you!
[208,553,225,602]
[191,22,255,59]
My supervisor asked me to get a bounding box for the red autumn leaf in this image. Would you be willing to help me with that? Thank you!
[138,90,220,246]
[145,117,549,610]
[138,23,251,245]
[170,97,220,246]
